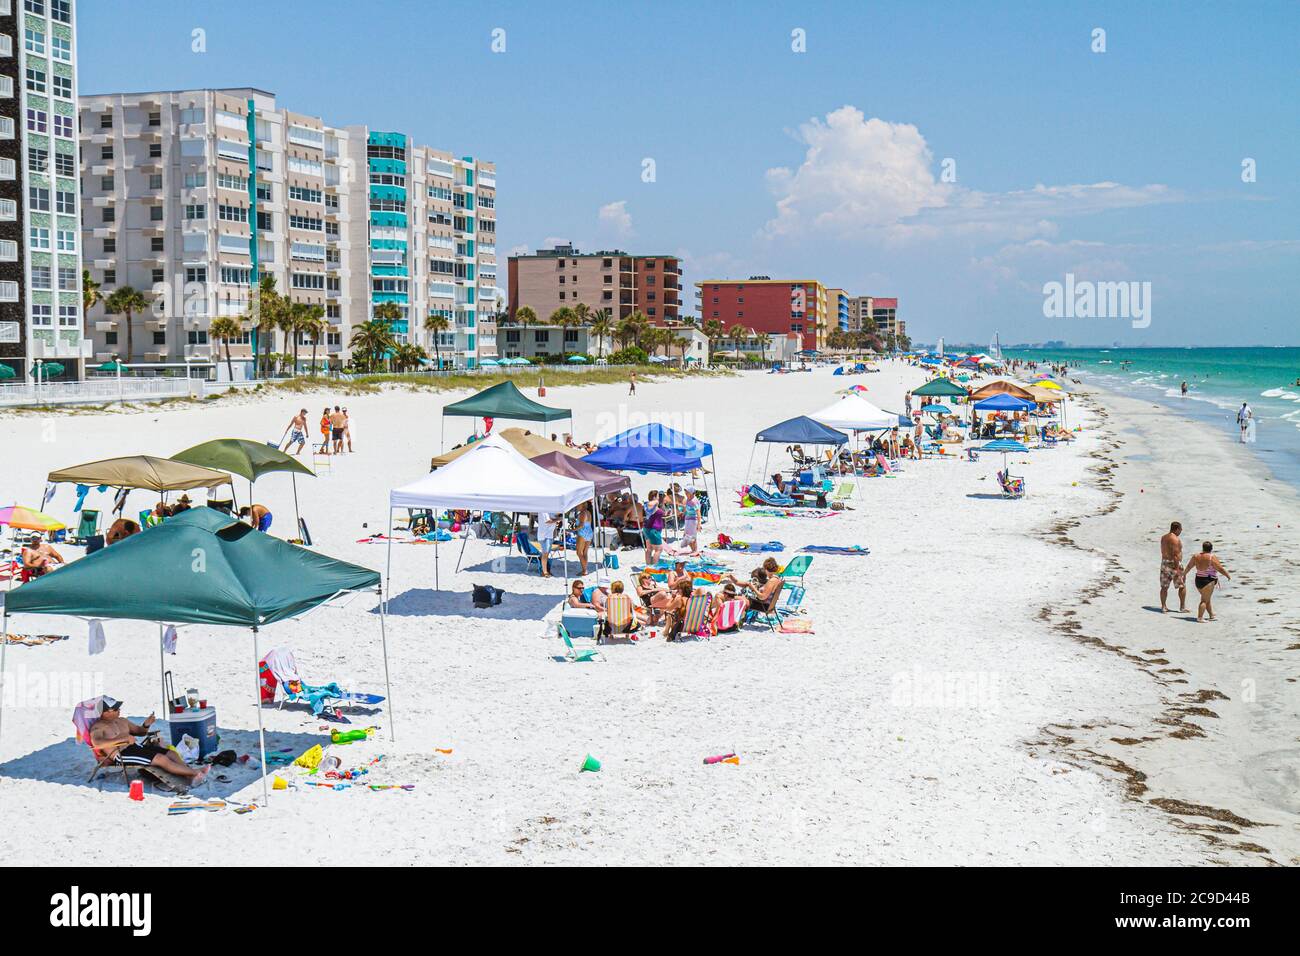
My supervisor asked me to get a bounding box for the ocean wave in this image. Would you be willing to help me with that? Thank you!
[1260,388,1300,402]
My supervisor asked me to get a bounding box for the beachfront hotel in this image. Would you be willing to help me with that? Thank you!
[695,277,829,352]
[507,243,683,326]
[849,295,905,344]
[77,87,496,375]
[0,0,90,381]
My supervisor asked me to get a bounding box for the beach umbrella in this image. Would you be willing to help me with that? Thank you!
[32,362,65,378]
[920,404,951,415]
[479,358,499,366]
[0,505,66,532]
[0,364,15,379]
[95,361,126,372]
[566,355,587,363]
[1036,380,1063,390]
[980,438,1029,471]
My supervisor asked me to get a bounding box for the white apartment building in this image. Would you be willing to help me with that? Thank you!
[78,87,495,375]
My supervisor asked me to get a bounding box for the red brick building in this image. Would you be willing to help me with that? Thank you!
[694,278,828,351]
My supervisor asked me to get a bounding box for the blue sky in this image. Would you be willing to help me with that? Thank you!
[78,0,1299,345]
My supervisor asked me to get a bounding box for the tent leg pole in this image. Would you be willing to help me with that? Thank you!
[435,534,440,591]
[292,474,301,538]
[377,589,395,742]
[158,623,167,720]
[710,454,723,523]
[384,507,394,613]
[0,610,8,752]
[252,626,269,807]
[455,528,469,573]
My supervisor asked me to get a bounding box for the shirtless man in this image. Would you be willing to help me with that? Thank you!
[90,697,209,784]
[239,503,272,533]
[329,406,347,454]
[1159,521,1186,613]
[21,534,64,578]
[283,408,309,455]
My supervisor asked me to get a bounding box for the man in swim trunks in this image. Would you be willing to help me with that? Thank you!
[1159,521,1186,613]
[89,697,210,785]
[284,408,309,455]
[239,503,273,533]
[329,406,347,454]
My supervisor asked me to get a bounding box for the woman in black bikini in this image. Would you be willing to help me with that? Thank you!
[1183,540,1231,622]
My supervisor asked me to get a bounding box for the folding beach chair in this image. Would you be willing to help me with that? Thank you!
[996,470,1026,499]
[557,623,603,662]
[712,598,748,634]
[831,481,855,503]
[601,593,640,644]
[73,697,188,792]
[676,592,714,641]
[515,532,543,569]
[70,509,100,545]
[745,585,806,631]
[778,554,813,589]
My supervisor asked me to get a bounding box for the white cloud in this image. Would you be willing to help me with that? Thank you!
[762,105,1182,242]
[598,200,634,237]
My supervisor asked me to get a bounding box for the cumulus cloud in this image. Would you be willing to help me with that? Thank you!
[762,105,1182,242]
[598,200,634,237]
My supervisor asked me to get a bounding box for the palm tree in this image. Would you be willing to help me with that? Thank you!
[589,309,613,359]
[394,342,426,372]
[371,302,405,371]
[673,334,691,367]
[349,319,397,373]
[549,306,576,358]
[208,315,243,383]
[298,305,326,376]
[281,301,311,376]
[104,286,150,363]
[81,270,102,318]
[512,305,537,359]
[727,323,748,361]
[248,275,285,377]
[423,312,450,369]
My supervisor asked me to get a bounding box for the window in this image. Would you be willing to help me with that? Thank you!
[148,143,162,158]
[28,186,49,211]
[101,207,115,223]
[0,239,15,261]
[24,28,45,55]
[288,214,322,231]
[184,172,206,188]
[99,175,114,190]
[25,1,47,14]
[27,145,47,172]
[31,265,51,288]
[187,330,209,345]
[56,229,75,252]
[151,268,164,285]
[0,158,12,180]
[215,171,245,191]
[54,152,73,176]
[58,266,75,289]
[51,35,70,61]
[55,189,74,214]
[103,238,115,253]
[286,156,322,176]
[184,204,205,220]
[32,304,52,325]
[290,272,324,290]
[152,331,165,345]
[185,266,206,284]
[51,0,71,23]
[26,108,47,133]
[288,185,322,203]
[104,331,118,344]
[99,112,113,129]
[220,266,250,285]
[59,304,77,326]
[149,206,163,221]
[149,174,163,189]
[51,114,71,138]
[148,111,161,127]
[150,237,164,252]
[52,74,71,99]
[25,66,46,93]
[100,145,112,159]
[217,204,248,223]
[103,269,116,284]
[0,280,19,302]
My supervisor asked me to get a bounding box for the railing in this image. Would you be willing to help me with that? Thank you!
[0,377,196,407]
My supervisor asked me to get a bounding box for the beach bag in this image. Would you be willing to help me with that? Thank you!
[603,553,619,570]
[472,584,503,609]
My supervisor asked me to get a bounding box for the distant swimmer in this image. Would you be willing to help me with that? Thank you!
[1180,381,1188,396]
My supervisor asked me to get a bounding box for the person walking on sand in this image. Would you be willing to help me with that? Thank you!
[1183,541,1231,622]
[282,408,309,455]
[1237,402,1252,442]
[1159,521,1186,613]
[628,371,636,396]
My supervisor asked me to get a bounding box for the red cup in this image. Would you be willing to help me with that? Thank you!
[129,779,144,801]
[199,700,207,709]
[173,705,184,713]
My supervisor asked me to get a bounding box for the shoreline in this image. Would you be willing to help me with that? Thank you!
[1032,381,1300,865]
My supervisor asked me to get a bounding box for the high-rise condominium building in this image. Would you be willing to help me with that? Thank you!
[848,295,903,342]
[78,87,495,374]
[0,0,89,380]
[508,244,682,326]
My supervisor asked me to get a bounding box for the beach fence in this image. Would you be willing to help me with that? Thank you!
[0,377,199,408]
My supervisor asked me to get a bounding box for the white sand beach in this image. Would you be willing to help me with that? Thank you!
[0,365,1295,866]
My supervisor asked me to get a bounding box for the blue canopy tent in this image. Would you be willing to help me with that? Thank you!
[974,393,1036,412]
[583,422,722,525]
[748,415,851,500]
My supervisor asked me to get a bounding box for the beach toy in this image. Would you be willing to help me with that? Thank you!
[580,753,602,773]
[435,748,453,755]
[272,775,288,791]
[129,779,144,801]
[722,756,740,765]
[331,728,373,745]
[703,752,736,765]
[294,744,325,769]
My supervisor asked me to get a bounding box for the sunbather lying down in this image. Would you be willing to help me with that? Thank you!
[89,697,210,785]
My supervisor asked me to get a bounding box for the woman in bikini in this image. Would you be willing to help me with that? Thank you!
[574,503,595,575]
[319,408,332,455]
[1183,540,1231,622]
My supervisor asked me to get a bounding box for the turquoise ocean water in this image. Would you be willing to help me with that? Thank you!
[1003,347,1300,488]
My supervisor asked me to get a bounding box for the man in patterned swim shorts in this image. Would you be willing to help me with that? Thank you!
[1160,521,1186,613]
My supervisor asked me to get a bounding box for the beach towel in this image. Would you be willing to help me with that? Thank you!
[799,545,870,556]
[162,624,178,655]
[72,696,105,745]
[87,619,106,656]
[744,484,798,508]
[713,598,747,633]
[778,618,814,634]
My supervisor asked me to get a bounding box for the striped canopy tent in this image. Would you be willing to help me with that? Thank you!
[969,380,1036,402]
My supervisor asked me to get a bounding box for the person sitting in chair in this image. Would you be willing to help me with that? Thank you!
[567,579,609,612]
[20,533,64,580]
[89,697,210,785]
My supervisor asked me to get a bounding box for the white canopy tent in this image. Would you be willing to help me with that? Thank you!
[385,433,596,593]
[810,394,899,431]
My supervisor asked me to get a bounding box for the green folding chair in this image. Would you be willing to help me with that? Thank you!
[557,623,603,662]
[832,481,855,502]
[779,554,813,588]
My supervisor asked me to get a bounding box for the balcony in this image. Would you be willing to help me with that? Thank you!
[91,164,113,177]
[92,225,117,239]
[139,156,164,172]
[145,316,168,331]
[92,195,115,207]
[142,222,166,236]
[145,351,168,362]
[94,319,116,332]
[141,192,165,205]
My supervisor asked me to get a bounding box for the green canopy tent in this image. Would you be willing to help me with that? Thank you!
[0,508,389,805]
[440,379,572,451]
[172,439,315,537]
[911,377,971,399]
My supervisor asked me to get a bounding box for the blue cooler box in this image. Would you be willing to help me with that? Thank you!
[168,707,218,759]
